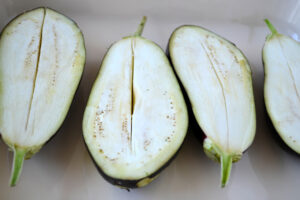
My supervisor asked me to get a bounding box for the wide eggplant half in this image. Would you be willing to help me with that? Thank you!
[0,8,85,186]
[263,20,300,154]
[83,17,188,189]
[169,25,256,187]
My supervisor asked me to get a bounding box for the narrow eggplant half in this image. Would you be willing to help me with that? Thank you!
[83,17,188,188]
[0,8,85,186]
[169,25,256,187]
[263,20,300,154]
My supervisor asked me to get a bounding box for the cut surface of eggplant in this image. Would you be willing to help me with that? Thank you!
[263,20,300,154]
[0,8,85,186]
[169,25,256,187]
[83,17,188,188]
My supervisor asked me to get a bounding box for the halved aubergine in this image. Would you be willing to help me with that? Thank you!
[169,25,256,187]
[0,8,85,186]
[263,20,300,154]
[82,17,188,188]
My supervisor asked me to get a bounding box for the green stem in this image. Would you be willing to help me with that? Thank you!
[10,147,26,186]
[264,19,278,35]
[221,154,232,188]
[134,16,147,37]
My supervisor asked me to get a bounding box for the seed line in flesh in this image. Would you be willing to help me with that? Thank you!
[130,38,136,153]
[200,41,230,151]
[277,38,300,104]
[25,8,46,131]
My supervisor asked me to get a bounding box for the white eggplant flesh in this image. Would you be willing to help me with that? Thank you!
[263,20,300,154]
[0,8,85,186]
[83,18,188,188]
[169,25,256,187]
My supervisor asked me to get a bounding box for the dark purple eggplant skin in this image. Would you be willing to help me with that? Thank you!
[0,7,86,157]
[82,37,187,189]
[83,139,183,189]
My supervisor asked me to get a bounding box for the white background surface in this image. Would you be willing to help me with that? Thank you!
[0,0,300,199]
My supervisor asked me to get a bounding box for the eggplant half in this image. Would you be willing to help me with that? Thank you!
[263,20,300,154]
[169,25,256,187]
[83,17,188,188]
[0,8,85,186]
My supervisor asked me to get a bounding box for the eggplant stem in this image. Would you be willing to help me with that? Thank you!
[10,147,26,186]
[134,16,147,37]
[221,154,232,188]
[264,19,278,35]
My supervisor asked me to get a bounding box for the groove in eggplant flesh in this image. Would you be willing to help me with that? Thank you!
[263,20,300,154]
[83,19,188,188]
[0,8,85,186]
[169,25,256,187]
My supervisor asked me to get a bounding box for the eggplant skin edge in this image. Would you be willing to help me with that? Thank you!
[167,24,256,151]
[82,32,188,189]
[84,137,182,189]
[0,7,86,156]
[262,49,300,156]
[167,24,256,187]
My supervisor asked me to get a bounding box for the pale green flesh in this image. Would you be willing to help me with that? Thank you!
[0,8,85,185]
[264,28,300,153]
[83,36,188,180]
[169,26,256,187]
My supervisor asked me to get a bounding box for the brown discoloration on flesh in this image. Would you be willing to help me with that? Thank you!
[200,41,230,151]
[23,36,38,79]
[51,25,59,86]
[84,137,183,189]
[25,8,46,131]
[143,139,151,151]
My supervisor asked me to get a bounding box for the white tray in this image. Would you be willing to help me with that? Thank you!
[0,0,300,199]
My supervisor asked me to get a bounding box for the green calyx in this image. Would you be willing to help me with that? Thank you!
[264,19,278,39]
[10,147,27,186]
[134,16,147,37]
[122,16,147,40]
[3,137,43,186]
[203,138,242,188]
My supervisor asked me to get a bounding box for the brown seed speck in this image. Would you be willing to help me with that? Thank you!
[99,149,103,153]
[165,137,171,142]
[144,140,151,151]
